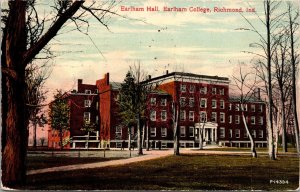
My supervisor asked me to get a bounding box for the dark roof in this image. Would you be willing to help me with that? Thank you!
[143,72,229,84]
[149,89,170,95]
[229,96,264,103]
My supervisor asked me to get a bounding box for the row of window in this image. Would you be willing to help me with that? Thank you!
[200,98,225,109]
[150,98,167,106]
[83,112,99,124]
[150,127,194,138]
[229,103,263,112]
[180,84,225,95]
[219,128,264,139]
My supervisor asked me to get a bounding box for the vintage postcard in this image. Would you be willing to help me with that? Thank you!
[1,0,299,190]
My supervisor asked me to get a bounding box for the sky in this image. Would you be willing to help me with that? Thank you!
[1,0,300,143]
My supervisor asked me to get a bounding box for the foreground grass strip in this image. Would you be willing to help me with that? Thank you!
[23,154,299,190]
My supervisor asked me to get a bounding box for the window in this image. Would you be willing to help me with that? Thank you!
[200,111,207,122]
[200,86,207,94]
[160,98,167,106]
[189,111,194,121]
[235,129,240,138]
[258,116,263,125]
[161,127,167,137]
[150,98,156,106]
[220,113,225,123]
[189,98,195,107]
[212,100,217,109]
[259,130,263,138]
[150,111,156,121]
[229,103,232,110]
[180,97,186,106]
[235,104,240,111]
[85,89,91,94]
[200,98,207,108]
[229,129,233,138]
[244,104,248,111]
[115,126,122,139]
[95,89,98,94]
[150,127,156,137]
[212,87,217,94]
[189,127,194,137]
[220,100,225,109]
[211,112,217,122]
[251,105,256,112]
[252,130,256,138]
[83,112,91,123]
[180,110,186,121]
[229,115,232,124]
[84,100,91,107]
[258,105,263,112]
[235,115,240,124]
[180,84,186,92]
[161,110,167,121]
[219,88,224,95]
[180,126,186,137]
[251,116,256,125]
[189,85,195,93]
[244,130,248,138]
[220,127,225,138]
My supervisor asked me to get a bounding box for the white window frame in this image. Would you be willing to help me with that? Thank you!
[189,85,195,93]
[161,127,167,137]
[189,111,194,121]
[251,116,256,125]
[259,116,263,125]
[229,103,232,110]
[200,111,207,122]
[235,115,240,124]
[212,87,217,94]
[180,84,186,92]
[150,110,156,121]
[115,125,122,139]
[189,97,195,107]
[84,100,91,107]
[85,89,91,94]
[251,105,256,112]
[220,127,225,138]
[83,112,91,123]
[259,130,263,138]
[229,115,232,124]
[161,110,167,121]
[180,126,186,137]
[150,127,156,137]
[244,130,248,138]
[180,97,186,106]
[180,110,186,121]
[200,98,207,108]
[242,104,248,111]
[229,129,233,138]
[219,88,224,95]
[212,99,217,109]
[200,86,207,94]
[189,126,194,137]
[235,129,240,138]
[150,98,156,106]
[220,100,225,109]
[258,105,263,112]
[211,112,217,122]
[252,130,256,138]
[235,104,240,111]
[220,113,225,123]
[160,98,167,106]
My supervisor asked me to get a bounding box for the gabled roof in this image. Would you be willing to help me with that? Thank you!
[229,96,264,103]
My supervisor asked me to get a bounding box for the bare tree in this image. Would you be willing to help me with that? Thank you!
[1,0,122,186]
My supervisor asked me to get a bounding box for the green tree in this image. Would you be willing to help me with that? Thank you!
[48,90,70,150]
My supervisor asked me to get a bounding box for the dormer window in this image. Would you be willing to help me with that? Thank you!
[85,90,91,94]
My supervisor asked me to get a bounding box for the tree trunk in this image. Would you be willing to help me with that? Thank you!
[241,107,257,158]
[33,120,37,148]
[60,129,63,150]
[137,114,143,155]
[146,124,150,151]
[142,124,145,148]
[1,0,28,187]
[199,125,204,150]
[280,97,287,152]
[128,127,132,150]
[173,103,180,156]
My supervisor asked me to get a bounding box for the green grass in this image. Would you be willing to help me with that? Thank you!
[204,147,298,153]
[22,154,299,190]
[27,156,124,170]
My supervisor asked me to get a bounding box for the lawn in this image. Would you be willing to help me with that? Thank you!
[22,154,299,190]
[27,156,124,170]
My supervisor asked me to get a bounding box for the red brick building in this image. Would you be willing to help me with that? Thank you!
[48,72,267,149]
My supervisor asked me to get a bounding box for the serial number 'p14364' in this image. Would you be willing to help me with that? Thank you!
[270,180,289,184]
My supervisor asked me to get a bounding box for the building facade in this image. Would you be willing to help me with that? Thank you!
[48,72,267,149]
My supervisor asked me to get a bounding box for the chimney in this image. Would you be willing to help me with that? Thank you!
[166,70,169,75]
[257,88,261,100]
[105,73,109,86]
[78,79,83,85]
[148,75,151,80]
